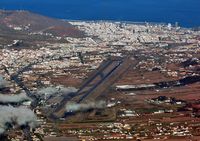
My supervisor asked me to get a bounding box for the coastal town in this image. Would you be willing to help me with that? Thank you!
[0,10,200,141]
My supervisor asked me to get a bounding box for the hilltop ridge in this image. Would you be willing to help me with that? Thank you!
[0,10,84,37]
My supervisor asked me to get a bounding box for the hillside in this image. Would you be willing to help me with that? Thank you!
[0,10,84,38]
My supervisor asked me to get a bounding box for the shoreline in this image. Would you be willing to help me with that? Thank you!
[0,9,198,29]
[67,19,193,30]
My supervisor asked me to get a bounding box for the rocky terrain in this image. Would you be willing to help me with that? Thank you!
[0,10,84,49]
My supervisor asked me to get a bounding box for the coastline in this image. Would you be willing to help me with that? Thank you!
[0,9,200,29]
[67,19,193,30]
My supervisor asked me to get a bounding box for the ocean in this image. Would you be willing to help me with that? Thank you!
[0,0,200,27]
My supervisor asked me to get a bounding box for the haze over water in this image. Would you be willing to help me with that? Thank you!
[0,0,200,27]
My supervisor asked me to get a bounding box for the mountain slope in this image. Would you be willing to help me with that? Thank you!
[0,10,84,38]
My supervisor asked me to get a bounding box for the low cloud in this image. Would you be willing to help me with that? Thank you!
[66,101,106,112]
[36,86,77,100]
[0,106,38,135]
[0,92,31,104]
